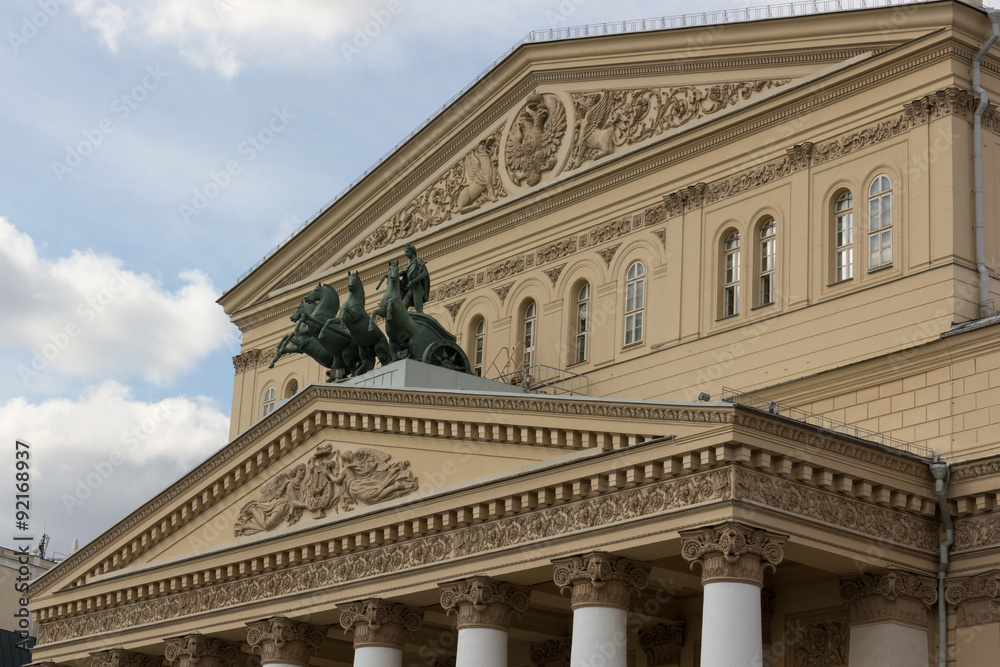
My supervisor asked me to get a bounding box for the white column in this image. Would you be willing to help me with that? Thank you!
[840,570,937,667]
[680,522,787,667]
[246,617,328,667]
[338,599,423,667]
[439,575,531,667]
[552,551,651,667]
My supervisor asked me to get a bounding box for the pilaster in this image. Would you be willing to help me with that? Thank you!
[839,570,938,628]
[246,616,327,667]
[163,635,241,667]
[945,570,1000,627]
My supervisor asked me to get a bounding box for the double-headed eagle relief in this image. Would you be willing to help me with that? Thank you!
[234,445,418,536]
[269,244,472,379]
[505,93,567,186]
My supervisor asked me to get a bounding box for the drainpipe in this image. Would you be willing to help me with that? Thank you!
[930,459,952,667]
[972,12,1000,318]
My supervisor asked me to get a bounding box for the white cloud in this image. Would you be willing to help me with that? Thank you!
[0,381,229,554]
[0,217,236,386]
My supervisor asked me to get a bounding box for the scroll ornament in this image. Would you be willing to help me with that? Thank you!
[338,599,424,648]
[234,445,418,536]
[680,522,786,587]
[90,649,161,667]
[438,576,531,630]
[552,551,651,610]
[163,635,240,667]
[246,617,327,666]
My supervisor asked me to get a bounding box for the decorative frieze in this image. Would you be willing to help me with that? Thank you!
[945,570,1000,627]
[233,347,278,374]
[246,617,327,666]
[530,637,572,667]
[338,599,424,649]
[506,93,567,187]
[438,576,530,630]
[434,274,476,301]
[591,215,632,246]
[537,237,577,264]
[661,183,705,219]
[163,635,240,667]
[552,551,650,610]
[638,621,685,666]
[679,522,786,587]
[839,570,937,626]
[90,649,161,667]
[954,512,1000,551]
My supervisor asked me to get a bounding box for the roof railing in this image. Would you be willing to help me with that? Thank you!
[720,386,933,458]
[235,0,936,284]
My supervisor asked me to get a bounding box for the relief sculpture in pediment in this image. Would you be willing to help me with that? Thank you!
[234,445,418,536]
[566,80,791,171]
[505,93,567,186]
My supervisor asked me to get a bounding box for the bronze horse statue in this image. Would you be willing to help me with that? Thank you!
[337,272,391,374]
[371,261,417,361]
[270,283,360,379]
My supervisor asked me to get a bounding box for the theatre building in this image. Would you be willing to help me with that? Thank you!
[27,1,1000,665]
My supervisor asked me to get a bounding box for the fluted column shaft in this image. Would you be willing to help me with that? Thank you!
[339,598,423,667]
[680,522,786,667]
[840,570,937,667]
[439,576,530,667]
[552,551,650,667]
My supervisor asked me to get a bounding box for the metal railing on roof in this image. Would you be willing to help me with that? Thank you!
[720,387,933,457]
[235,0,938,285]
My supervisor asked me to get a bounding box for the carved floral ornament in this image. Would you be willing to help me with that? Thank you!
[163,635,241,667]
[245,617,327,666]
[679,522,786,587]
[89,649,161,667]
[338,598,424,649]
[529,637,572,667]
[638,621,685,666]
[944,570,1000,627]
[792,619,849,667]
[552,551,651,610]
[839,570,937,626]
[438,575,531,630]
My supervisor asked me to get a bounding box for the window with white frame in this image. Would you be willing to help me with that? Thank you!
[758,218,776,306]
[575,282,590,364]
[261,386,276,417]
[723,230,741,317]
[624,262,645,346]
[834,191,854,282]
[473,318,485,376]
[522,300,536,370]
[868,174,893,270]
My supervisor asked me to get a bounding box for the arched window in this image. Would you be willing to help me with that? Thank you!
[868,174,893,270]
[624,262,645,346]
[284,379,298,399]
[834,191,854,282]
[522,300,536,370]
[723,230,741,317]
[575,282,590,364]
[472,317,485,376]
[758,218,776,306]
[261,386,276,417]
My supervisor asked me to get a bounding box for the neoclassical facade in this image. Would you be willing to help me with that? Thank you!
[29,2,1000,666]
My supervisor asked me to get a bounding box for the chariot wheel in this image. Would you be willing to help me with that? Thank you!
[421,340,472,374]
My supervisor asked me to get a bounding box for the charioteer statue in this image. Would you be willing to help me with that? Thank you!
[268,244,471,379]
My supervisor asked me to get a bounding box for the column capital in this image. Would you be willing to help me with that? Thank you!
[638,621,685,666]
[89,649,161,667]
[840,570,938,627]
[246,616,327,666]
[529,637,571,667]
[679,521,786,587]
[551,551,650,610]
[337,598,424,649]
[945,570,1000,627]
[438,575,530,630]
[163,635,241,667]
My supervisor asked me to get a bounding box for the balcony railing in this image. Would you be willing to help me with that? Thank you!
[494,364,590,396]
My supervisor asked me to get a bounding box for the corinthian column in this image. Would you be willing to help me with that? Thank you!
[246,616,328,667]
[438,575,531,667]
[840,570,937,667]
[90,648,161,667]
[680,522,786,667]
[945,570,1000,667]
[338,599,424,667]
[552,551,651,667]
[163,635,241,667]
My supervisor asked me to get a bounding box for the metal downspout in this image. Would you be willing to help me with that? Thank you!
[972,12,1000,318]
[931,460,953,667]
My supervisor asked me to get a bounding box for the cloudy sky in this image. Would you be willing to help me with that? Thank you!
[0,0,768,560]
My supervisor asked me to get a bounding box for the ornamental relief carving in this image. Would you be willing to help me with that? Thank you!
[552,552,650,610]
[566,81,790,171]
[338,599,423,648]
[945,570,1000,627]
[233,347,278,374]
[505,93,567,187]
[954,513,1000,551]
[638,621,685,667]
[163,635,241,667]
[680,522,785,586]
[234,445,418,536]
[246,617,327,665]
[338,124,508,264]
[789,619,848,667]
[439,576,531,630]
[530,638,572,667]
[90,649,161,667]
[840,570,937,626]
